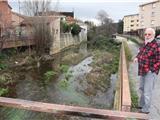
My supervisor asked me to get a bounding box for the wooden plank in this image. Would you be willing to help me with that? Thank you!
[0,97,148,119]
[121,43,131,111]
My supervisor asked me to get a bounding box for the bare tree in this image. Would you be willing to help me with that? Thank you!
[96,10,116,37]
[97,10,109,25]
[32,18,52,56]
[22,0,51,16]
[22,0,54,55]
[21,0,57,68]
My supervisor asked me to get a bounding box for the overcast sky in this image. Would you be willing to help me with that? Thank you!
[9,0,153,24]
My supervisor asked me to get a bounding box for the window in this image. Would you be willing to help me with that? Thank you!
[152,3,156,8]
[151,12,155,17]
[131,25,134,27]
[131,20,134,22]
[137,20,139,22]
[141,15,144,19]
[141,21,144,26]
[151,20,155,25]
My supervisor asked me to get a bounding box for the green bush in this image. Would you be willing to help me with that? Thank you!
[71,24,81,36]
[0,53,7,60]
[0,63,8,70]
[43,70,57,82]
[61,21,71,33]
[60,64,69,73]
[58,79,69,90]
[89,35,121,51]
[0,88,9,96]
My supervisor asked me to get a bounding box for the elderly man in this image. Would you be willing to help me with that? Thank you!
[134,28,160,114]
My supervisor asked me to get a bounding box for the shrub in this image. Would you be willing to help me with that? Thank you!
[0,63,8,70]
[61,21,71,33]
[43,70,57,82]
[0,88,9,96]
[71,24,81,36]
[0,53,7,60]
[60,64,69,73]
[58,79,69,90]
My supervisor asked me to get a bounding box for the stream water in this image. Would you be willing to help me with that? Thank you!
[0,43,117,120]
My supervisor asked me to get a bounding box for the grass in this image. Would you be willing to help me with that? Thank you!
[128,37,141,46]
[124,41,132,62]
[130,78,139,111]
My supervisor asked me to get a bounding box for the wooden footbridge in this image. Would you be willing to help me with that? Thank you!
[0,42,148,120]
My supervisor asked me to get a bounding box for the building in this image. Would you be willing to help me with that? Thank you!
[38,11,75,24]
[139,0,160,29]
[11,11,26,27]
[139,0,160,37]
[21,16,61,54]
[123,14,139,35]
[0,0,12,36]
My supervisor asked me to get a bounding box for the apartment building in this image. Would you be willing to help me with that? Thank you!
[139,0,160,30]
[123,14,139,34]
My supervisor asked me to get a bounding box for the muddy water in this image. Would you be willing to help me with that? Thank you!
[0,43,117,120]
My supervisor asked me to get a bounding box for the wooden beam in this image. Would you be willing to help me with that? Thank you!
[121,42,131,111]
[0,97,148,120]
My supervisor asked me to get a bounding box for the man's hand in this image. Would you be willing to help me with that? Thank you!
[133,58,138,63]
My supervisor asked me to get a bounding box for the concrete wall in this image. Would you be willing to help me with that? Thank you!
[50,17,61,55]
[60,31,87,50]
[60,33,78,49]
[50,18,87,55]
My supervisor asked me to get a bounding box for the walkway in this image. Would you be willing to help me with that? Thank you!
[122,36,160,120]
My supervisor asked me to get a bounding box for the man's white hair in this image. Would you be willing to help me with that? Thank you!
[145,28,155,37]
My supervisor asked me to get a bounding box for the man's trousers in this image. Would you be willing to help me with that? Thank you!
[139,71,157,113]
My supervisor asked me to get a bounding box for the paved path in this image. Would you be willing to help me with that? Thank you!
[124,36,160,120]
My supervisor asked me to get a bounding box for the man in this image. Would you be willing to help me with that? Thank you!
[134,28,160,114]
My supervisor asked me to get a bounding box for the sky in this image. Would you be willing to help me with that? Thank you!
[8,0,153,24]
